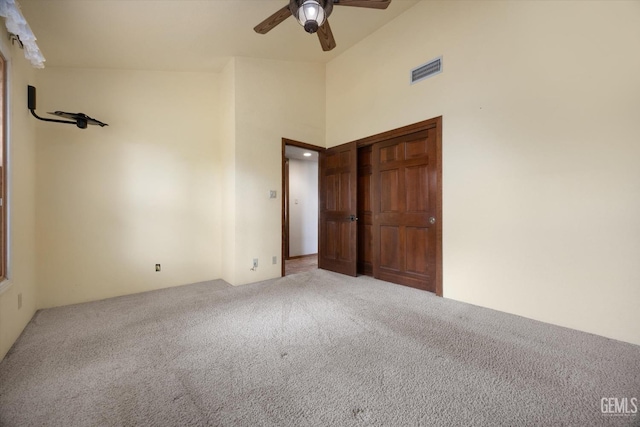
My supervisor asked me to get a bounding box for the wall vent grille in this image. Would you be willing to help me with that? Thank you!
[411,56,442,84]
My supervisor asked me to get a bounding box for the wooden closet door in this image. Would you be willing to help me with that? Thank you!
[319,142,358,276]
[357,146,373,276]
[372,129,437,292]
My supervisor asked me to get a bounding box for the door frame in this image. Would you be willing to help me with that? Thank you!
[341,116,443,296]
[281,138,325,277]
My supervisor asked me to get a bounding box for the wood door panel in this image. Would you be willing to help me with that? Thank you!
[405,137,428,158]
[379,225,401,271]
[326,152,339,169]
[380,169,401,212]
[376,270,432,291]
[319,143,357,276]
[339,222,352,261]
[405,165,429,213]
[359,148,371,168]
[380,144,401,164]
[358,174,371,212]
[357,145,373,276]
[340,151,351,167]
[358,223,373,264]
[324,221,339,260]
[405,227,429,275]
[325,174,338,211]
[339,172,351,211]
[373,129,437,293]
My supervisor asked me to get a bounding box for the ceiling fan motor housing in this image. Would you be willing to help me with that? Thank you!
[292,0,333,34]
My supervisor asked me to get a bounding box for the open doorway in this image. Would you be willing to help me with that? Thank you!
[282,139,324,276]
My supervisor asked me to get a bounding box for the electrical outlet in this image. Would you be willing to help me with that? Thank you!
[18,293,22,310]
[272,256,277,265]
[155,264,161,272]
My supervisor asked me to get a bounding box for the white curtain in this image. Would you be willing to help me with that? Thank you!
[0,0,45,68]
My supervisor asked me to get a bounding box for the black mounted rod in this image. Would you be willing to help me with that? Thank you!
[29,109,78,126]
[28,85,77,126]
[27,85,36,109]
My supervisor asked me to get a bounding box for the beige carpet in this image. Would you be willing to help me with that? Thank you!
[0,270,638,426]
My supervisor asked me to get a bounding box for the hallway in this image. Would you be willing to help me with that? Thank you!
[284,254,318,276]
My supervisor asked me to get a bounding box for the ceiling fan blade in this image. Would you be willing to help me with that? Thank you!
[317,20,337,51]
[333,0,391,9]
[254,5,292,34]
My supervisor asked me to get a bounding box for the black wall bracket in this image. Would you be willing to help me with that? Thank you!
[28,85,108,129]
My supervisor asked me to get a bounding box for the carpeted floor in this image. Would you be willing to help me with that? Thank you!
[1,270,639,426]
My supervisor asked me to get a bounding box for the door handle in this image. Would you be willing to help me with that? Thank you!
[429,217,436,225]
[348,215,358,222]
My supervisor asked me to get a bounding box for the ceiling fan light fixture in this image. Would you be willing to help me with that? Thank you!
[296,0,326,34]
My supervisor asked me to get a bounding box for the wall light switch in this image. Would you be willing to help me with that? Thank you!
[272,256,277,265]
[155,264,161,272]
[269,190,277,199]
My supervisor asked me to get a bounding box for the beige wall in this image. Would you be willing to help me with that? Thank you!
[326,1,640,345]
[35,68,221,308]
[230,57,325,285]
[220,59,237,285]
[31,57,325,299]
[0,40,39,359]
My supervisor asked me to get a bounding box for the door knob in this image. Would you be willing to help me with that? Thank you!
[429,217,436,225]
[348,215,358,222]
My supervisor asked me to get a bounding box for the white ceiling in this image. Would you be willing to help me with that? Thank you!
[285,145,319,162]
[20,0,419,73]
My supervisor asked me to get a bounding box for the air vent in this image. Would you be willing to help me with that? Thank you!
[410,56,442,85]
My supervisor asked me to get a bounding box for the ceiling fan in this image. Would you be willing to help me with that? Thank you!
[254,0,391,52]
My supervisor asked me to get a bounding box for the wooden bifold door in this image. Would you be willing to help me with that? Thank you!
[319,117,442,295]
